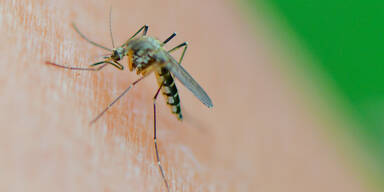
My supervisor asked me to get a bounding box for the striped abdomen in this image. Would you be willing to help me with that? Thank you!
[156,67,182,120]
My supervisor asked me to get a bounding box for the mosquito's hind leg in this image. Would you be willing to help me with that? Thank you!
[45,61,108,71]
[153,83,170,192]
[168,42,188,65]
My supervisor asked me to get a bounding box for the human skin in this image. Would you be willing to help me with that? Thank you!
[0,0,369,192]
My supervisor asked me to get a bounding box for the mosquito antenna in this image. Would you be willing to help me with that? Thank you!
[109,4,116,48]
[72,23,112,52]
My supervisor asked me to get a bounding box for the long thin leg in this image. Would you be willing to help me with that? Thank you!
[122,25,149,46]
[45,61,108,71]
[163,32,176,44]
[89,76,146,125]
[168,42,188,65]
[103,61,124,70]
[153,83,170,192]
[72,23,112,52]
[143,25,149,36]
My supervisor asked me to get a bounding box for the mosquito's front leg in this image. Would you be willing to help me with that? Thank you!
[104,61,124,70]
[45,61,108,71]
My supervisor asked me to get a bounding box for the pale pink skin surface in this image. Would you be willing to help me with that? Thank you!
[0,0,368,191]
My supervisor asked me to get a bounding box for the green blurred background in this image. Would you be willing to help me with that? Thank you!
[245,0,384,190]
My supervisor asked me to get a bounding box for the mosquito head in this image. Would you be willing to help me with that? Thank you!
[110,47,125,61]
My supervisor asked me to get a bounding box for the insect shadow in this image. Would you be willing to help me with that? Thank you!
[45,8,213,192]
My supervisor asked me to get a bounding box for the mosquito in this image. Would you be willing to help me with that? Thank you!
[45,9,213,192]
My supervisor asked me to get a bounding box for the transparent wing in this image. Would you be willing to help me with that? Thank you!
[165,55,213,108]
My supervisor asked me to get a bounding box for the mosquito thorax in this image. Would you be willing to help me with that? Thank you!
[124,37,166,72]
[111,47,126,61]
